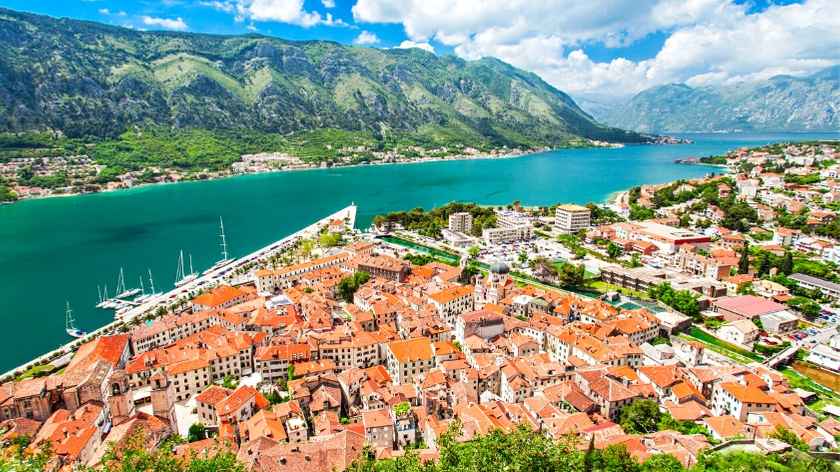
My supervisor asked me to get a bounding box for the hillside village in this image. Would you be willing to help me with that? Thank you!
[2,141,840,471]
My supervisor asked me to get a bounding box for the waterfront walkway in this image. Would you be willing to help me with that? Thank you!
[0,204,357,382]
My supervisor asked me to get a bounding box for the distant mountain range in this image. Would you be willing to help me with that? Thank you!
[590,66,840,133]
[0,8,646,148]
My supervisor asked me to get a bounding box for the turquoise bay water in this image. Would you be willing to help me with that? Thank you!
[1,132,838,371]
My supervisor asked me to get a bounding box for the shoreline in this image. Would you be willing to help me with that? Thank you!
[0,140,685,207]
[1,147,547,206]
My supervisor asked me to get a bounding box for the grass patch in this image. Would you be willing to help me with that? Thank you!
[677,332,761,365]
[378,235,460,265]
[688,327,764,362]
[588,280,652,301]
[16,363,56,381]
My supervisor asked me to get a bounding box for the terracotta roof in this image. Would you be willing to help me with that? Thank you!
[704,415,749,439]
[388,337,433,363]
[195,386,232,406]
[362,409,392,429]
[193,285,246,308]
[428,285,474,305]
[720,382,776,404]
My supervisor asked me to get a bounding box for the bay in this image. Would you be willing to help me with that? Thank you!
[0,132,838,371]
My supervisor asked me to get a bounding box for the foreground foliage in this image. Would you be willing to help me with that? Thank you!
[347,424,838,472]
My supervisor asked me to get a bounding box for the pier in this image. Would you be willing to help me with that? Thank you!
[0,204,357,382]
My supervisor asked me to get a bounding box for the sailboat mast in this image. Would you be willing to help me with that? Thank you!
[148,269,156,294]
[97,285,102,303]
[139,276,145,295]
[116,267,126,295]
[189,254,194,275]
[65,302,74,331]
[219,216,229,261]
[176,250,185,281]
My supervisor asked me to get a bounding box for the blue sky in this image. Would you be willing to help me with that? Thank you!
[0,0,835,101]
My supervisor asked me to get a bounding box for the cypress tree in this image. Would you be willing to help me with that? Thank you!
[781,251,793,275]
[738,244,751,274]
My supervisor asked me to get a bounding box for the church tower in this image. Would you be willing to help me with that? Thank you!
[150,372,178,432]
[107,369,135,422]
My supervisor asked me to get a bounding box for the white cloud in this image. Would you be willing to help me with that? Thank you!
[141,16,189,31]
[233,0,347,27]
[352,0,840,100]
[396,40,434,53]
[98,8,110,15]
[200,0,236,13]
[322,0,336,8]
[353,30,379,45]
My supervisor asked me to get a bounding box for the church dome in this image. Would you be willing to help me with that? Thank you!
[489,261,510,274]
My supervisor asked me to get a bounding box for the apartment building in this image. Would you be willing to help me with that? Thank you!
[555,204,591,234]
[385,337,435,385]
[448,212,473,233]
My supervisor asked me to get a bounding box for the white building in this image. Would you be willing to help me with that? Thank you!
[555,204,591,234]
[716,320,759,348]
[807,334,840,371]
[483,225,533,245]
[448,212,473,233]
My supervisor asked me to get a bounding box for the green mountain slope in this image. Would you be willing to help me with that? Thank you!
[0,8,646,148]
[595,67,840,133]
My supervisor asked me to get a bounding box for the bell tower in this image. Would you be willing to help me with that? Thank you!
[108,369,135,422]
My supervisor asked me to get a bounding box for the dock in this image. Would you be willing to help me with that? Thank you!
[0,204,357,382]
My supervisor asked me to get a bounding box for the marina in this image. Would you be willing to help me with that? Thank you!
[0,204,357,381]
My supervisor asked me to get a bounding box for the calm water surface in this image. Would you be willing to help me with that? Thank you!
[0,132,838,370]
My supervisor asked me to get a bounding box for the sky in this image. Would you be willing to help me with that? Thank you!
[1,0,838,103]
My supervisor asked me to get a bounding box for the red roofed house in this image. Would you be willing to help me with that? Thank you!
[385,337,434,384]
[192,285,248,312]
[362,408,394,450]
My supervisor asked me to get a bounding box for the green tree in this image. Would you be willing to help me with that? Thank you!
[641,453,683,472]
[468,245,481,259]
[319,231,343,247]
[557,263,586,288]
[594,444,640,472]
[337,271,371,302]
[607,242,622,259]
[619,399,661,434]
[738,244,751,274]
[781,251,794,275]
[221,374,238,389]
[187,423,207,442]
[788,296,821,319]
[757,252,771,277]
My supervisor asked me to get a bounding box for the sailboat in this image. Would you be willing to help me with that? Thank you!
[204,216,236,274]
[115,267,141,299]
[174,250,198,287]
[134,269,162,302]
[65,302,87,338]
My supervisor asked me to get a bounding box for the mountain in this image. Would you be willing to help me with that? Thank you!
[593,67,840,133]
[0,8,646,149]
